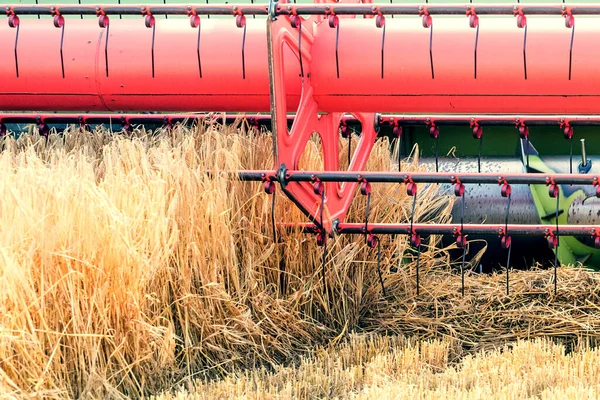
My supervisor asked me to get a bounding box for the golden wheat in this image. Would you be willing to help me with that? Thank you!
[0,120,599,399]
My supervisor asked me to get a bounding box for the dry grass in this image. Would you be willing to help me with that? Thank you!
[0,119,599,399]
[155,335,600,399]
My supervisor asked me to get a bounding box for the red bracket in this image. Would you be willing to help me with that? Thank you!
[268,15,378,234]
[470,118,482,139]
[546,177,559,198]
[498,178,512,198]
[513,6,527,28]
[454,227,467,248]
[559,119,573,139]
[546,229,559,249]
[498,228,512,249]
[515,118,528,139]
[466,6,478,28]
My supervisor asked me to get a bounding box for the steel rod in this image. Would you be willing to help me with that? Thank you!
[293,222,599,237]
[6,4,600,17]
[231,170,599,186]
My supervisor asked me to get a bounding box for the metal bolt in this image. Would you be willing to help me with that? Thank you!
[581,139,588,167]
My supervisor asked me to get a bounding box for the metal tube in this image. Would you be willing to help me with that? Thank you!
[3,17,600,112]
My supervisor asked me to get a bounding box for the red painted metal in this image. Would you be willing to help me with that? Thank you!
[3,7,600,113]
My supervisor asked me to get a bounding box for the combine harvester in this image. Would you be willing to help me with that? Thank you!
[0,0,599,294]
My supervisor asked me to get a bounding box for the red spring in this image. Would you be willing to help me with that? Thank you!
[263,180,276,195]
[429,125,439,139]
[595,235,600,249]
[8,14,19,28]
[190,15,200,28]
[410,233,421,248]
[99,15,109,28]
[316,232,326,246]
[313,180,324,196]
[236,14,246,29]
[340,123,350,139]
[392,124,401,138]
[500,182,512,198]
[53,15,65,28]
[456,235,467,248]
[516,14,527,29]
[517,124,529,139]
[367,234,379,248]
[38,123,49,137]
[376,14,385,28]
[565,14,575,29]
[472,124,482,139]
[0,123,6,136]
[596,185,600,199]
[290,15,301,29]
[422,14,432,28]
[548,183,559,198]
[547,234,559,249]
[360,181,371,196]
[145,15,155,28]
[501,235,512,249]
[406,182,417,197]
[469,14,479,29]
[328,15,339,28]
[560,120,573,139]
[454,182,465,197]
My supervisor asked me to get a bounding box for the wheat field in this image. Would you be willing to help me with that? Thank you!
[1,120,600,399]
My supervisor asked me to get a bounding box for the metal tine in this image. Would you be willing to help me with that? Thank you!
[36,0,39,19]
[190,14,203,78]
[361,180,372,245]
[407,180,419,294]
[565,10,574,80]
[118,0,122,19]
[313,180,327,290]
[53,13,66,79]
[560,120,574,174]
[500,181,512,295]
[550,184,561,295]
[427,119,440,173]
[8,14,20,78]
[375,237,386,296]
[78,0,82,19]
[291,15,304,78]
[422,13,434,79]
[237,15,247,79]
[328,15,340,78]
[471,119,482,174]
[467,9,479,79]
[98,14,110,77]
[516,11,528,80]
[376,14,385,79]
[144,13,157,78]
[453,179,467,296]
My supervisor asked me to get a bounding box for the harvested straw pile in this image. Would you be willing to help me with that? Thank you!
[0,120,599,399]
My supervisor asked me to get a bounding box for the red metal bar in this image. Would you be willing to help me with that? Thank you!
[0,112,276,125]
[6,4,600,17]
[292,222,599,238]
[234,170,599,186]
[2,14,600,112]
